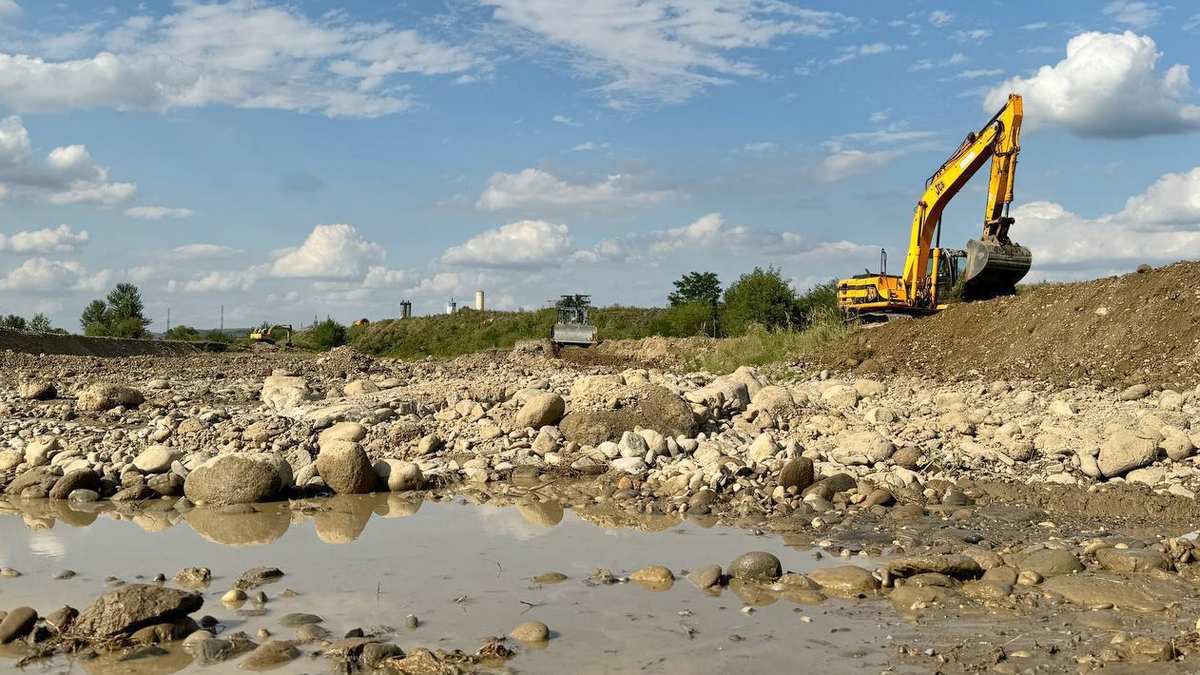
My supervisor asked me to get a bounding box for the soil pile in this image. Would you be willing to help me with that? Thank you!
[829,262,1200,390]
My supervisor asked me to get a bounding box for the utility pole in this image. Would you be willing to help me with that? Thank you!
[219,305,224,332]
[166,307,170,333]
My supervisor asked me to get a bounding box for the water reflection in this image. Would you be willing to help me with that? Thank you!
[0,493,690,549]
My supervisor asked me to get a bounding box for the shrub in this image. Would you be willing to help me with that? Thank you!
[720,266,800,337]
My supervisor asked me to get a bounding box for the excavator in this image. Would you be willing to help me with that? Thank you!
[836,93,1032,319]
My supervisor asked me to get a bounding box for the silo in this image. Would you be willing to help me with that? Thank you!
[475,290,485,311]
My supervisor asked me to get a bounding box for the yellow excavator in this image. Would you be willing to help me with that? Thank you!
[249,324,293,347]
[837,93,1032,318]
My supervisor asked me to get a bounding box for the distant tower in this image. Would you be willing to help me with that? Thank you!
[400,301,412,319]
[474,289,485,312]
[446,298,456,315]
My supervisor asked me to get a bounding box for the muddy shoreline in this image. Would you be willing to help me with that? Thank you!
[3,346,1200,671]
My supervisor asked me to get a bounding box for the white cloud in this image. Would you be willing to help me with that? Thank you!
[442,220,572,267]
[569,239,627,264]
[1186,14,1200,32]
[956,68,1003,80]
[270,224,385,278]
[954,28,992,41]
[742,141,777,153]
[126,205,194,220]
[830,42,901,65]
[483,0,853,105]
[1103,1,1162,29]
[0,257,109,292]
[362,266,409,288]
[1022,21,1049,31]
[552,114,579,126]
[909,52,965,72]
[986,32,1200,138]
[173,268,261,293]
[1111,166,1200,228]
[0,225,88,253]
[569,141,608,152]
[0,116,136,204]
[818,149,901,182]
[476,168,675,210]
[0,0,19,17]
[168,243,240,260]
[1016,165,1200,272]
[650,212,745,253]
[0,1,481,118]
[928,10,953,27]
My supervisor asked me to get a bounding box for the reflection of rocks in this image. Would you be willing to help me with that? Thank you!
[516,500,564,528]
[132,511,179,533]
[379,494,423,519]
[573,504,680,533]
[186,506,291,547]
[48,500,99,527]
[312,495,375,544]
[80,644,193,675]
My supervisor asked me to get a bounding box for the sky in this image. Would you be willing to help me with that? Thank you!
[0,0,1198,330]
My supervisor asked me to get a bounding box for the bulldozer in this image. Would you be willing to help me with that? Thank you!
[249,323,293,347]
[550,295,597,349]
[837,93,1032,319]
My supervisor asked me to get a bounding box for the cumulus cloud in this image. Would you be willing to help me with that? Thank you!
[168,243,241,260]
[0,224,88,253]
[1016,165,1200,272]
[0,1,482,118]
[569,239,627,264]
[0,257,109,292]
[483,0,853,105]
[0,116,136,204]
[650,212,746,253]
[126,206,194,220]
[985,32,1200,138]
[442,220,572,267]
[270,224,385,278]
[476,168,675,210]
[171,268,262,293]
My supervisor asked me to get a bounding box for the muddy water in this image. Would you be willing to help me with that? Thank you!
[0,495,915,674]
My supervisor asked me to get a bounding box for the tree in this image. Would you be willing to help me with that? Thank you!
[668,272,721,308]
[29,313,52,332]
[203,329,231,344]
[305,318,347,350]
[720,266,800,336]
[165,325,201,341]
[1,314,27,330]
[80,283,152,338]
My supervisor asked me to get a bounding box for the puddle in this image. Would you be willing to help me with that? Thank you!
[0,495,912,674]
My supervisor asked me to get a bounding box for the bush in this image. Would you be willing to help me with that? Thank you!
[685,309,849,373]
[720,266,800,337]
[204,330,232,344]
[165,325,202,341]
[80,283,151,338]
[301,318,347,351]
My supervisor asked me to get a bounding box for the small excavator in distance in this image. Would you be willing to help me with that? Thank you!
[837,93,1032,319]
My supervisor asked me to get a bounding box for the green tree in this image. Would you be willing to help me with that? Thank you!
[720,266,800,336]
[794,280,839,322]
[668,272,722,308]
[203,329,232,343]
[80,299,109,334]
[165,325,202,341]
[81,283,152,338]
[305,318,347,350]
[1,314,27,330]
[29,313,52,332]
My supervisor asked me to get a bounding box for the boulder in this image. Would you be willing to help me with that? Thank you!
[833,430,894,464]
[49,469,100,500]
[746,434,780,464]
[514,393,566,429]
[133,445,181,473]
[1120,384,1150,401]
[343,379,379,396]
[821,384,859,409]
[315,441,377,494]
[183,453,290,505]
[76,383,143,412]
[319,421,367,446]
[0,607,37,644]
[0,449,21,472]
[728,551,782,581]
[72,584,202,638]
[749,386,795,415]
[260,374,313,413]
[18,380,56,401]
[779,457,814,490]
[373,459,424,492]
[560,386,696,445]
[807,566,879,596]
[1019,548,1084,577]
[1098,430,1158,478]
[23,436,59,466]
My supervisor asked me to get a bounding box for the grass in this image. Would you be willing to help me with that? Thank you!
[682,307,850,373]
[347,306,709,359]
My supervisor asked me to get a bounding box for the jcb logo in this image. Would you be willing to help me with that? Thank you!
[934,181,945,195]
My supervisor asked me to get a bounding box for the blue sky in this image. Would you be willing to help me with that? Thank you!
[0,0,1198,329]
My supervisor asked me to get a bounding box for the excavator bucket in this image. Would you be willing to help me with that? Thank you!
[962,239,1032,299]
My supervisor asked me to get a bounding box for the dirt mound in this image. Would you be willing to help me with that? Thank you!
[826,262,1200,390]
[559,336,715,369]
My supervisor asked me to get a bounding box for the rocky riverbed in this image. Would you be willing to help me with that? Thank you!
[4,344,1200,672]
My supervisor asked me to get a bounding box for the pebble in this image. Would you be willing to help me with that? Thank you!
[510,621,550,642]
